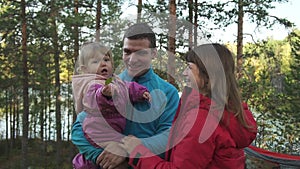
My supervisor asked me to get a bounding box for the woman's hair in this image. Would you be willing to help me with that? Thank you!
[185,43,250,128]
[75,42,113,74]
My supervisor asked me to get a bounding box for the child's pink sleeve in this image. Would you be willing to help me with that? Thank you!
[126,82,149,103]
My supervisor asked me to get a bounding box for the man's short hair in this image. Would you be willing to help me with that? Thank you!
[123,23,156,48]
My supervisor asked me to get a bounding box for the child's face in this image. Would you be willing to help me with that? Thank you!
[83,54,113,78]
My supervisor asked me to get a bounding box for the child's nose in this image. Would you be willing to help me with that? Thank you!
[100,60,107,66]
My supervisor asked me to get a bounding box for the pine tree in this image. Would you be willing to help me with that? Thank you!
[284,29,300,154]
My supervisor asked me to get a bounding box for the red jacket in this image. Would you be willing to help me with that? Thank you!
[129,87,257,169]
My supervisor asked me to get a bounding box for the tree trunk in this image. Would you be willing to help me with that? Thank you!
[194,0,198,48]
[40,90,44,140]
[50,0,62,166]
[74,0,79,63]
[95,0,102,41]
[73,0,79,123]
[237,0,244,79]
[188,0,193,50]
[9,89,13,150]
[168,0,176,86]
[16,98,20,136]
[5,90,9,159]
[12,95,15,142]
[137,0,142,23]
[21,0,29,168]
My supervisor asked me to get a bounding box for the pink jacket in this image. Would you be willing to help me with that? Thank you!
[128,87,257,169]
[72,74,149,146]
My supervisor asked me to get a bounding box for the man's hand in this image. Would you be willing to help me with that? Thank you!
[114,161,129,169]
[97,142,127,169]
[120,135,142,154]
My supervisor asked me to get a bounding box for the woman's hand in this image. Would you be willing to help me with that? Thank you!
[120,135,142,154]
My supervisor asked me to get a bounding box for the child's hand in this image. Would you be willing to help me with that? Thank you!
[101,84,117,97]
[143,91,151,102]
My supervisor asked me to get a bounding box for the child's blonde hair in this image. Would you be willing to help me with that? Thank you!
[75,42,113,74]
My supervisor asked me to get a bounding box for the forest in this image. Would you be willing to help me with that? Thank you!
[0,0,299,168]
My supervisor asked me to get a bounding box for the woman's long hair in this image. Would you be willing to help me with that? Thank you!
[185,43,250,128]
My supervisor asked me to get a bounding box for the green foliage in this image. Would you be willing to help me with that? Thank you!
[241,32,300,154]
[0,0,299,165]
[105,77,113,85]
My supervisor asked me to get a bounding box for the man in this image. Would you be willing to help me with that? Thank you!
[71,23,179,169]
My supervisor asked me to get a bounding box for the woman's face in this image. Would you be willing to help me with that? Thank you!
[183,62,202,90]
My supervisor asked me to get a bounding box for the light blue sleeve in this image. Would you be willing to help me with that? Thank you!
[71,112,103,164]
[141,85,180,156]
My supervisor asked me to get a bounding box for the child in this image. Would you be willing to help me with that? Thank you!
[72,42,151,150]
[120,43,257,169]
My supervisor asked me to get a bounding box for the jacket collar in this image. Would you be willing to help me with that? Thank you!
[121,68,154,83]
[180,87,212,112]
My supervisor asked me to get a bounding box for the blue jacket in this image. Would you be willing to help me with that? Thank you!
[71,68,180,164]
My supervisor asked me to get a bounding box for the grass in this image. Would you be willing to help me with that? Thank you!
[0,138,78,169]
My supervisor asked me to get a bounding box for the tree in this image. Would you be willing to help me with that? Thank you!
[237,0,244,78]
[284,29,300,153]
[95,0,101,41]
[49,0,62,165]
[21,0,29,168]
[238,0,293,77]
[242,37,299,154]
[188,0,193,49]
[167,0,176,86]
[137,0,142,23]
[196,0,294,77]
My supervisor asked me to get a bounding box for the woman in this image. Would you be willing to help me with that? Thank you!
[120,43,257,169]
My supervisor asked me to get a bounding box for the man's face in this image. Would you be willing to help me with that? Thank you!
[122,38,156,77]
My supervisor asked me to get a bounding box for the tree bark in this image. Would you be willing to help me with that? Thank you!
[168,0,176,86]
[237,0,244,79]
[188,0,193,50]
[21,0,29,168]
[5,90,9,159]
[137,0,142,23]
[95,0,102,41]
[73,0,79,123]
[194,0,198,48]
[50,0,62,166]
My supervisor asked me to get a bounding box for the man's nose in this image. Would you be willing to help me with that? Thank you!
[128,53,138,63]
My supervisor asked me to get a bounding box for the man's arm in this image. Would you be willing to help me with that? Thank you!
[71,112,103,164]
[141,87,180,155]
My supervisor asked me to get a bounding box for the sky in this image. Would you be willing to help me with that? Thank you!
[122,0,300,43]
[212,0,300,43]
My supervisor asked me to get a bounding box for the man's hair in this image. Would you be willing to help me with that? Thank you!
[123,23,156,48]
